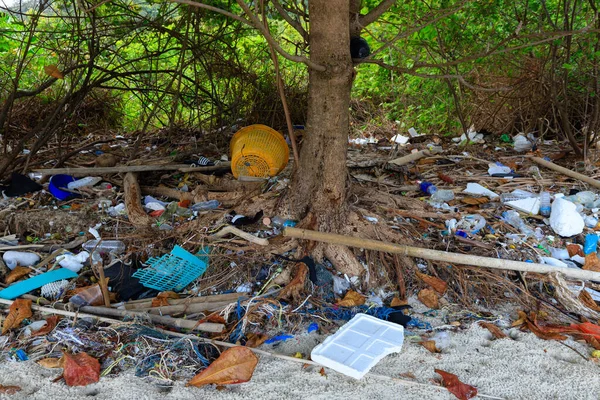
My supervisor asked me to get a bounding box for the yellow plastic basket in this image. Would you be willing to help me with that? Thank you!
[230,124,290,179]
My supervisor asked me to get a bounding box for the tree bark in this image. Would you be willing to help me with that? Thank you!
[290,0,363,276]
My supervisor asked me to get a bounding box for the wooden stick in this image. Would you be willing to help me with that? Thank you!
[124,292,243,309]
[209,225,269,246]
[0,245,44,251]
[530,156,600,190]
[387,150,432,166]
[123,173,154,229]
[283,227,600,281]
[33,163,231,176]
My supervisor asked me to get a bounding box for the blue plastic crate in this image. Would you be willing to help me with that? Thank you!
[133,245,209,292]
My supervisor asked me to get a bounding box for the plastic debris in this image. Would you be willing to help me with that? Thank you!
[505,196,541,215]
[463,183,498,199]
[2,251,40,270]
[513,134,533,152]
[56,251,89,273]
[550,197,585,237]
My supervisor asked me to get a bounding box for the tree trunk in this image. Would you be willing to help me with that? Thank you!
[290,0,363,276]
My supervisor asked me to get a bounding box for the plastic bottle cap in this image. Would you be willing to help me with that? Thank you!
[262,217,272,227]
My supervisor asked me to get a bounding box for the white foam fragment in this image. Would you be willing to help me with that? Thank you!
[310,313,404,379]
[463,183,498,199]
[391,134,409,144]
[506,197,540,215]
[550,197,584,237]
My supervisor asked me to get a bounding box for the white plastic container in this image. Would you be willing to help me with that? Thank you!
[2,251,40,270]
[67,176,102,190]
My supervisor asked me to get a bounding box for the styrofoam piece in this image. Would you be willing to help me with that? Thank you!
[310,313,404,379]
[506,196,540,215]
[391,134,409,144]
[463,182,498,199]
[550,197,584,237]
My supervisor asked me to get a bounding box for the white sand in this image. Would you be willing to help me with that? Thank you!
[1,324,599,400]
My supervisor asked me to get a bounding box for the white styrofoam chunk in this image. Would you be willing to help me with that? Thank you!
[463,183,498,199]
[550,198,584,237]
[506,197,540,215]
[310,313,404,379]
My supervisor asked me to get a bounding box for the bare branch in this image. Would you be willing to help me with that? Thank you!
[359,0,397,28]
[271,0,308,42]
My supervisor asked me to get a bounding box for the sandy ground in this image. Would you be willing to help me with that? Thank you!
[0,322,599,400]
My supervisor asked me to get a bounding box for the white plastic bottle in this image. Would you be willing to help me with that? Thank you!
[2,251,40,270]
[539,192,551,217]
[67,176,102,190]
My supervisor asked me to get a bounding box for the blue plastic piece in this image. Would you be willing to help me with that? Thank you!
[307,322,319,333]
[419,181,437,195]
[132,245,209,292]
[0,268,78,300]
[584,234,598,255]
[15,349,28,361]
[264,334,294,344]
[49,174,78,201]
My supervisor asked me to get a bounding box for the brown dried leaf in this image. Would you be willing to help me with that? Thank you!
[32,315,61,337]
[567,244,584,258]
[44,64,64,79]
[460,197,489,205]
[63,352,100,386]
[278,263,308,303]
[399,372,417,380]
[479,322,507,339]
[0,384,21,395]
[584,253,600,272]
[151,291,180,307]
[245,333,268,348]
[5,266,31,284]
[421,340,440,353]
[435,369,478,400]
[511,310,528,327]
[336,290,366,307]
[319,367,327,377]
[579,290,600,312]
[187,347,258,388]
[416,272,447,294]
[418,288,439,309]
[390,297,407,307]
[437,173,454,184]
[517,312,568,341]
[38,357,64,369]
[1,299,32,335]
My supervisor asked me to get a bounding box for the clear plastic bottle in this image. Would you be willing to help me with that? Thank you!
[502,210,534,237]
[269,216,297,228]
[82,240,125,254]
[190,200,220,211]
[67,176,102,190]
[500,190,536,204]
[419,181,437,195]
[431,189,454,203]
[539,192,551,217]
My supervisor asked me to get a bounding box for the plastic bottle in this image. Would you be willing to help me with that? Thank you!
[190,199,220,212]
[269,216,297,228]
[82,240,125,254]
[502,210,534,237]
[69,285,105,307]
[549,247,570,260]
[431,189,454,203]
[67,176,102,190]
[2,251,40,270]
[539,192,551,217]
[419,181,437,195]
[500,190,536,204]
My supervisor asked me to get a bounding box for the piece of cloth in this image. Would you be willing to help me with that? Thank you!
[0,173,42,197]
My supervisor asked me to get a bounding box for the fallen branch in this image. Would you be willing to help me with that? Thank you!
[123,173,154,229]
[209,225,269,246]
[33,162,231,176]
[284,227,600,281]
[388,149,440,166]
[530,156,600,190]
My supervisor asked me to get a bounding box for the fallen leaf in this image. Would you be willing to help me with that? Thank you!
[62,352,100,386]
[1,299,32,335]
[32,316,61,337]
[5,266,32,284]
[151,291,180,307]
[278,262,308,303]
[579,291,600,312]
[44,64,64,79]
[390,297,407,307]
[460,197,489,205]
[38,357,64,369]
[567,244,584,257]
[0,384,21,395]
[178,199,191,208]
[245,333,268,348]
[417,158,436,165]
[416,272,447,294]
[421,340,440,353]
[319,367,327,377]
[437,173,454,184]
[479,322,507,339]
[187,346,258,388]
[584,253,600,272]
[336,290,366,307]
[399,372,417,380]
[514,311,568,340]
[418,288,439,309]
[435,369,478,400]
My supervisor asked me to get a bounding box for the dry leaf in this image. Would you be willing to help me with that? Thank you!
[418,288,439,309]
[187,346,258,388]
[437,173,454,184]
[151,291,180,307]
[245,333,268,348]
[421,340,440,353]
[399,372,417,380]
[32,315,61,337]
[44,64,64,79]
[63,352,100,386]
[566,244,584,257]
[435,369,478,400]
[5,266,32,284]
[2,299,32,335]
[319,367,327,377]
[579,290,600,312]
[38,357,64,369]
[460,197,489,205]
[0,385,21,395]
[336,290,366,307]
[390,297,407,307]
[584,253,600,272]
[278,262,308,303]
[416,272,447,294]
[514,311,568,340]
[479,322,507,339]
